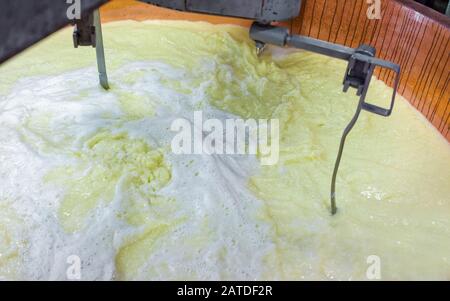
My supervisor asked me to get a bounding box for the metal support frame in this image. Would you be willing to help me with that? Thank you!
[0,0,108,64]
[250,22,400,215]
[139,0,302,23]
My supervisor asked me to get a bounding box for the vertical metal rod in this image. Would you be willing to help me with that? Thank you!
[330,97,364,215]
[330,65,375,215]
[93,9,109,90]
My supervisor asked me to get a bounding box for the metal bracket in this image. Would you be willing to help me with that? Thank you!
[73,10,109,89]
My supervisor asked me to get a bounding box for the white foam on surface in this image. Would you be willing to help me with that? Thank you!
[0,61,274,280]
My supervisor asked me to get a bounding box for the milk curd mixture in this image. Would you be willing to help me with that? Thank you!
[0,21,449,280]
